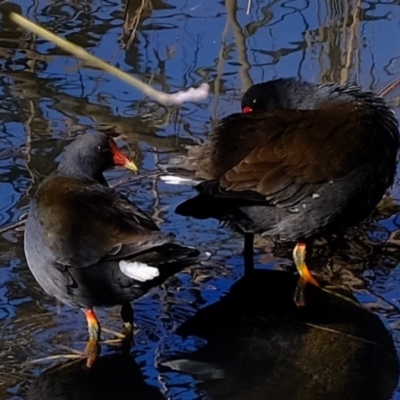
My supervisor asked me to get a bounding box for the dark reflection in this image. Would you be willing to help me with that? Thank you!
[163,270,399,400]
[122,0,174,51]
[27,354,165,400]
[0,3,23,50]
[0,70,195,171]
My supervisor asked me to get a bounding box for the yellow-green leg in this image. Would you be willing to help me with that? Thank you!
[84,308,101,368]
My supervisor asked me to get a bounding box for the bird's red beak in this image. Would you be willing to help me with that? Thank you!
[108,139,138,173]
[242,106,253,114]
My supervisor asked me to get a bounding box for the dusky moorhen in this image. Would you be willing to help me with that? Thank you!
[175,78,399,304]
[24,132,200,367]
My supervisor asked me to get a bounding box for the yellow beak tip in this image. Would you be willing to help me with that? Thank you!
[125,160,138,173]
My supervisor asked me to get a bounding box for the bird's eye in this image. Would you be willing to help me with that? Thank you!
[97,145,108,153]
[252,99,257,104]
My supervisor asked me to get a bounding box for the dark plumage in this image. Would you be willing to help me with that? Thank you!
[176,78,399,301]
[24,132,200,367]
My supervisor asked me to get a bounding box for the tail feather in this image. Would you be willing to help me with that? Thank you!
[158,144,213,185]
[115,243,209,299]
[131,243,206,271]
[176,195,225,219]
[107,232,175,260]
[85,243,209,304]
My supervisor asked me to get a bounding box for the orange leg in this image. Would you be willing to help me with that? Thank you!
[292,243,319,286]
[292,243,319,307]
[84,308,101,368]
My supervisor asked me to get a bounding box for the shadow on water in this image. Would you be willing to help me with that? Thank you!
[26,354,165,400]
[162,270,399,400]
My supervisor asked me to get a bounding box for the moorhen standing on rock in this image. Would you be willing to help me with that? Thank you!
[174,78,399,304]
[24,132,201,367]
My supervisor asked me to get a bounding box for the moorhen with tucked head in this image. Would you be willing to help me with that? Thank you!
[24,132,200,367]
[175,78,399,304]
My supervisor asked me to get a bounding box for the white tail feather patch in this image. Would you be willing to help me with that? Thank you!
[119,260,159,282]
[160,175,200,185]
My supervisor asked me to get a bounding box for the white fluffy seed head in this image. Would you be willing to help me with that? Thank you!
[119,260,159,282]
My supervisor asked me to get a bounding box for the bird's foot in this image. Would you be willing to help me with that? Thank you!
[121,322,134,352]
[100,325,136,352]
[83,338,101,369]
[84,309,101,368]
[294,277,307,307]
